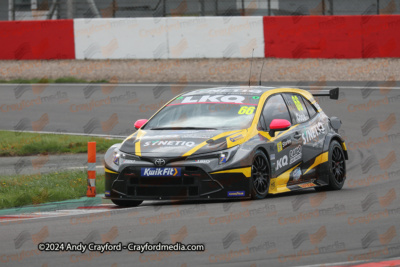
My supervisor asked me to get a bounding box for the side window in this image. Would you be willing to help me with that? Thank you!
[303,97,317,118]
[262,94,291,129]
[283,93,310,124]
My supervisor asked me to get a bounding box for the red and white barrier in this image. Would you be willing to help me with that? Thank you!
[0,15,399,60]
[87,142,96,197]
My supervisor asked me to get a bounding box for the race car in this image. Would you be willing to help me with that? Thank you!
[104,86,347,207]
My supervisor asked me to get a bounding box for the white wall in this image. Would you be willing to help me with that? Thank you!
[74,17,264,59]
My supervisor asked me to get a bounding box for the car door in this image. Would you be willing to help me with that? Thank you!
[258,94,300,181]
[282,93,324,183]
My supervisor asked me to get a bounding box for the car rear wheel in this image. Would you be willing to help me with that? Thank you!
[251,150,270,199]
[315,140,346,191]
[111,199,143,207]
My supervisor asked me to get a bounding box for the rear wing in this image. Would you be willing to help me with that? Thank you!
[309,87,339,100]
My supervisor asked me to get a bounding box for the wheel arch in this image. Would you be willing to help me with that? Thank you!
[256,146,270,163]
[323,134,348,160]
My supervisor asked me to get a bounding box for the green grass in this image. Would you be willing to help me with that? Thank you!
[0,131,122,157]
[0,77,109,83]
[0,171,105,209]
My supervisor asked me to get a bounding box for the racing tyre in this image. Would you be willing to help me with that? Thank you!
[316,140,346,191]
[251,150,270,199]
[111,199,143,207]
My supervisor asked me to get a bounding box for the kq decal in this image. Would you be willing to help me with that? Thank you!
[181,95,245,104]
[289,145,302,164]
[302,122,325,144]
[277,139,292,152]
[143,141,195,147]
[230,135,244,142]
[276,155,288,171]
[141,167,181,177]
[228,191,245,197]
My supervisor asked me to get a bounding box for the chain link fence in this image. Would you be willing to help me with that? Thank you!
[2,0,400,21]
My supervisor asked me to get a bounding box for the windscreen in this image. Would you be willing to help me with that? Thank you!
[143,94,261,130]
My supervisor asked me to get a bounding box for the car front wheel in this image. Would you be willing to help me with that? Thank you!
[251,150,270,199]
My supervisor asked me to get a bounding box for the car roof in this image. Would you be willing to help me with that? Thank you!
[183,86,278,96]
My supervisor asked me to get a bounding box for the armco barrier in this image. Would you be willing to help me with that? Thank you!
[74,17,264,59]
[0,20,75,60]
[0,15,399,60]
[263,15,400,58]
[361,15,400,58]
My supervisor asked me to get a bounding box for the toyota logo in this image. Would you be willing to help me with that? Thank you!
[154,159,166,166]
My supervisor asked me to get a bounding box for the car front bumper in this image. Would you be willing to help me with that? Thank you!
[104,165,252,200]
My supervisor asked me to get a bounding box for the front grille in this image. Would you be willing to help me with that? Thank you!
[118,166,208,197]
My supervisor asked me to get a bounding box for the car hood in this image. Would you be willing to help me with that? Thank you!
[119,129,248,157]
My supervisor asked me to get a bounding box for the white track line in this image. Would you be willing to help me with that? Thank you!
[295,256,400,267]
[5,130,126,139]
[2,83,400,89]
[64,166,104,170]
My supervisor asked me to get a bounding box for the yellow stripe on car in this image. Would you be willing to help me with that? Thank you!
[105,168,118,174]
[211,167,252,178]
[134,130,147,156]
[304,152,329,175]
[182,130,241,157]
[341,142,347,151]
[269,163,301,194]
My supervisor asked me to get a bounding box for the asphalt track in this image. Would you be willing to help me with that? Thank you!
[0,82,400,266]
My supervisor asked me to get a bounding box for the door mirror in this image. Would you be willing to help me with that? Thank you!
[134,119,148,129]
[269,119,291,137]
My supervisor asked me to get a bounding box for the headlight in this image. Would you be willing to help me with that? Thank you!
[189,146,239,165]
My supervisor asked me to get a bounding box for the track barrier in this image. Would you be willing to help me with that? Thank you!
[86,141,96,197]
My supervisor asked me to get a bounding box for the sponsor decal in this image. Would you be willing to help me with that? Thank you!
[181,95,245,104]
[296,113,308,123]
[228,191,245,197]
[302,122,325,145]
[112,155,119,165]
[230,135,244,142]
[123,159,136,164]
[105,191,110,196]
[219,154,227,164]
[238,106,255,115]
[270,179,276,190]
[289,145,302,164]
[293,167,302,181]
[292,95,304,111]
[298,182,316,188]
[141,167,181,177]
[277,139,292,152]
[276,155,288,171]
[190,88,263,94]
[194,160,211,164]
[143,141,195,147]
[271,154,276,160]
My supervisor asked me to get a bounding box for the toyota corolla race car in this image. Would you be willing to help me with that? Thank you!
[104,86,348,207]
